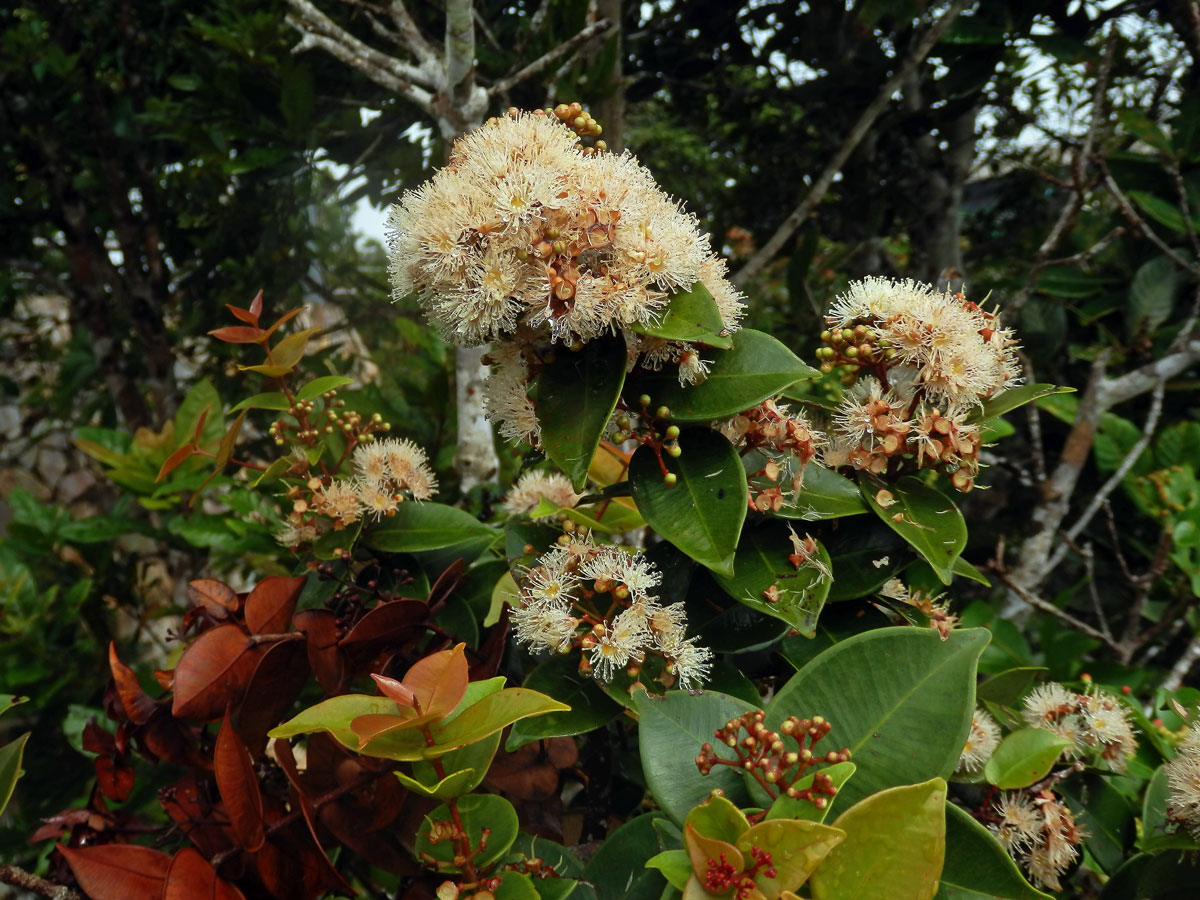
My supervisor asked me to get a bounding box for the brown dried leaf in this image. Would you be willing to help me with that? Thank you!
[235,638,309,756]
[162,847,248,900]
[95,756,134,803]
[188,579,238,617]
[172,624,260,721]
[215,707,265,852]
[244,576,305,635]
[58,843,172,900]
[339,600,427,674]
[294,609,344,694]
[108,643,157,726]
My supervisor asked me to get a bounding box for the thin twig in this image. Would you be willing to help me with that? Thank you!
[1099,160,1200,280]
[1082,543,1114,641]
[731,0,967,287]
[998,571,1122,654]
[0,865,84,900]
[489,19,615,98]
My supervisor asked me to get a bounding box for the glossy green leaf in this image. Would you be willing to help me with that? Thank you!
[736,818,845,897]
[296,375,354,401]
[809,777,947,900]
[629,282,733,349]
[630,428,747,576]
[766,627,988,811]
[764,762,856,823]
[538,333,627,491]
[1101,850,1200,900]
[585,813,669,900]
[505,654,622,750]
[0,732,30,818]
[269,694,398,747]
[646,850,692,890]
[859,475,966,585]
[969,384,1074,424]
[0,695,27,718]
[770,462,868,520]
[1141,764,1200,852]
[685,793,750,843]
[403,680,506,799]
[975,668,1047,706]
[935,803,1052,899]
[983,728,1072,789]
[366,501,497,552]
[714,520,832,636]
[634,689,756,824]
[228,392,291,413]
[953,557,991,586]
[394,766,478,800]
[626,329,819,422]
[415,794,519,872]
[359,687,570,760]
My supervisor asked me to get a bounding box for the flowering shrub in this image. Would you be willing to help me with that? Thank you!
[9,104,1200,900]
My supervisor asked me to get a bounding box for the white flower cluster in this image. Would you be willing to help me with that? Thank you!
[503,470,581,520]
[274,438,437,547]
[956,707,1000,773]
[511,536,711,689]
[820,277,1020,492]
[1166,723,1200,840]
[1021,682,1138,772]
[991,791,1082,892]
[386,109,745,447]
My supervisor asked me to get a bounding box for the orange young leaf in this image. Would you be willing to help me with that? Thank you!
[208,325,266,344]
[249,289,263,319]
[156,442,197,483]
[108,642,157,725]
[399,642,470,720]
[226,303,259,326]
[261,306,307,340]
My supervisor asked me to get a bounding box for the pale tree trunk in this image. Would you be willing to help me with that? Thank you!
[285,0,615,492]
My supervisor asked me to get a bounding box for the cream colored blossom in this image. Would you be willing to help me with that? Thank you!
[958,708,1001,773]
[1166,723,1200,840]
[504,470,582,518]
[1021,683,1137,771]
[990,790,1082,892]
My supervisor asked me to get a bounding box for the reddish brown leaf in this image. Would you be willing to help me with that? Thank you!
[207,325,266,344]
[235,638,309,756]
[471,603,510,680]
[58,843,172,900]
[214,707,265,852]
[95,756,135,803]
[139,708,201,767]
[157,442,198,483]
[261,306,306,340]
[172,624,260,721]
[153,669,174,691]
[427,558,468,609]
[370,674,416,708]
[339,600,427,674]
[159,773,235,858]
[225,303,259,326]
[398,643,469,720]
[244,575,305,635]
[108,643,157,725]
[163,846,248,900]
[82,720,116,755]
[32,809,92,843]
[257,828,352,900]
[319,798,416,876]
[293,609,344,694]
[188,579,238,618]
[191,406,211,444]
[249,290,263,319]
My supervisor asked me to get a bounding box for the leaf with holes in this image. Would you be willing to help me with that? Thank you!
[714,520,832,636]
[538,333,628,491]
[630,427,747,576]
[859,474,966,585]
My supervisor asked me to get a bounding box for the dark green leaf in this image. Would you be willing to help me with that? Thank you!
[538,333,627,491]
[0,732,30,817]
[969,384,1073,424]
[628,282,733,348]
[583,813,669,900]
[415,794,518,872]
[1128,256,1183,334]
[229,392,290,413]
[629,428,747,576]
[766,627,989,812]
[859,475,966,584]
[505,654,622,750]
[625,329,819,422]
[767,462,868,520]
[634,689,756,824]
[367,502,497,553]
[714,520,831,636]
[1140,765,1198,852]
[935,803,1052,899]
[976,668,1047,706]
